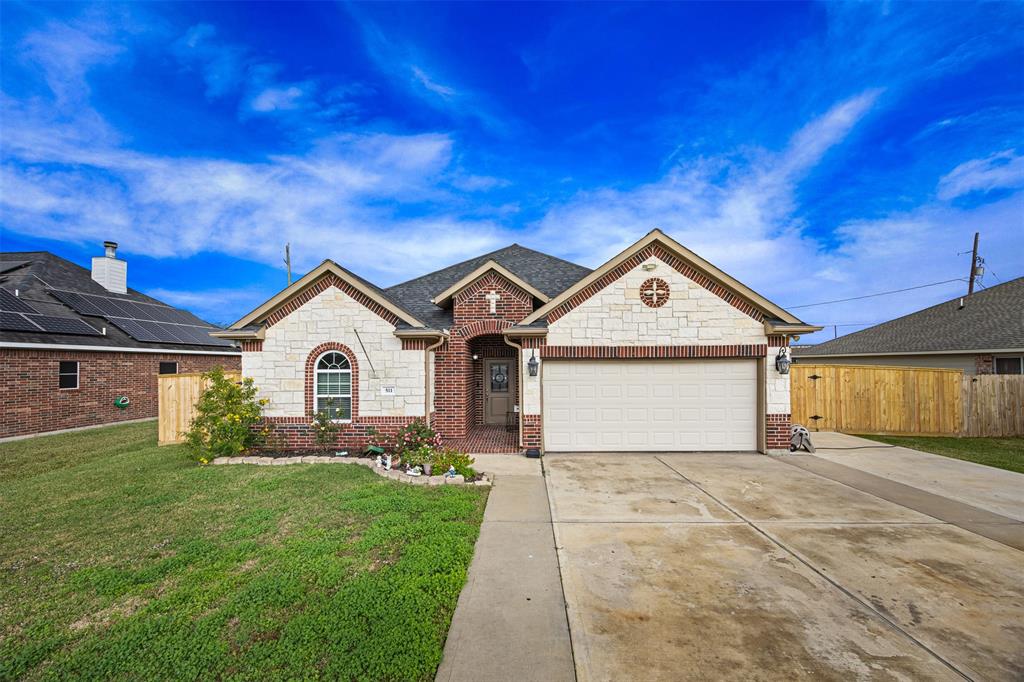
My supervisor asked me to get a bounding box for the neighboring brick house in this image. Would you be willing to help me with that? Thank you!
[0,243,240,439]
[793,277,1024,375]
[217,230,818,455]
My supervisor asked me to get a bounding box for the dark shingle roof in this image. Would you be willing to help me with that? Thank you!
[793,277,1024,356]
[385,244,591,329]
[0,251,238,353]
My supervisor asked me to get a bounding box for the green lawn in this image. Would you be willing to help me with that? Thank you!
[0,422,488,681]
[857,434,1024,474]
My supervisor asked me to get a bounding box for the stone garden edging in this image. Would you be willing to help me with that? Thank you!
[210,455,491,487]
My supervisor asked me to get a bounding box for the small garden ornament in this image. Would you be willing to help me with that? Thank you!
[444,465,457,478]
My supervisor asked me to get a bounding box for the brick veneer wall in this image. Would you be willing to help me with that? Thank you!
[975,355,994,374]
[433,271,536,442]
[766,413,791,451]
[0,348,239,439]
[469,337,516,426]
[260,415,416,452]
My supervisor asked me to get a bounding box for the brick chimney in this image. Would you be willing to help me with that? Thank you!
[91,241,127,294]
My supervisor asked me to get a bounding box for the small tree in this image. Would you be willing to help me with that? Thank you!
[185,368,266,462]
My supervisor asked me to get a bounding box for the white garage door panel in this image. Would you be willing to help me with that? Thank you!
[542,359,757,452]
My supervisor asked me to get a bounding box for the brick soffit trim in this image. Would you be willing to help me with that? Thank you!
[545,243,766,324]
[265,273,403,329]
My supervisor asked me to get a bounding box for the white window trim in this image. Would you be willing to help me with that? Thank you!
[314,351,353,423]
[58,361,79,390]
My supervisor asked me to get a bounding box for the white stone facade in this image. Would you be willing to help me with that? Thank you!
[521,348,541,415]
[765,347,791,415]
[242,287,426,418]
[546,257,767,347]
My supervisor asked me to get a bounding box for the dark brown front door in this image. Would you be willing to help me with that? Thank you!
[484,359,514,425]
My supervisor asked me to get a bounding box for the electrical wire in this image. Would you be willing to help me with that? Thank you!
[786,278,966,309]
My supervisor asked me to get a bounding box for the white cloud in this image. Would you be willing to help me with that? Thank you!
[937,149,1024,200]
[172,23,246,98]
[411,65,457,99]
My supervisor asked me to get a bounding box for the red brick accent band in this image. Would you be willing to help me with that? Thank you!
[540,344,767,359]
[240,339,263,352]
[547,243,765,324]
[260,415,416,452]
[400,338,430,350]
[767,335,788,347]
[303,342,359,418]
[265,274,402,329]
[519,336,547,349]
[766,413,791,450]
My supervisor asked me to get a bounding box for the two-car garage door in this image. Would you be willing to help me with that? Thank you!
[542,359,757,452]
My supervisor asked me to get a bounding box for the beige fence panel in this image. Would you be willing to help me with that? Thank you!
[791,364,963,436]
[961,374,1024,437]
[158,372,242,445]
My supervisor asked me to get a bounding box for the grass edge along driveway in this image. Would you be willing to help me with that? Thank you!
[857,434,1024,474]
[0,422,488,681]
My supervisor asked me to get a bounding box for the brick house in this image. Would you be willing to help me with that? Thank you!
[0,243,240,439]
[216,230,819,454]
[793,277,1024,375]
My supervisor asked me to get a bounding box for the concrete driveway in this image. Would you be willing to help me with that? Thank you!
[545,453,1024,681]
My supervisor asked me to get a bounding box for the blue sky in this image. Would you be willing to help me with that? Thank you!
[1,2,1022,336]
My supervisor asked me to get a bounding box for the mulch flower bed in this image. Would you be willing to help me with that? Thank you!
[210,453,491,487]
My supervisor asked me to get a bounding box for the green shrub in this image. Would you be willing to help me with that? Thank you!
[309,403,340,454]
[184,368,266,462]
[430,448,476,479]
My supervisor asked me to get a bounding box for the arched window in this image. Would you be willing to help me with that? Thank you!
[314,351,352,421]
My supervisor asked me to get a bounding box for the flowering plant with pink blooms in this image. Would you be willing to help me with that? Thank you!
[394,418,442,459]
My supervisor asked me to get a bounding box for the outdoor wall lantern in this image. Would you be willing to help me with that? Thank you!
[775,347,791,375]
[471,353,479,361]
[527,350,539,377]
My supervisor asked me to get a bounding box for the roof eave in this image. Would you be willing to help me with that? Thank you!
[764,321,824,335]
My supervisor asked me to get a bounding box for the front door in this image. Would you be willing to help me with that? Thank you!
[484,359,514,425]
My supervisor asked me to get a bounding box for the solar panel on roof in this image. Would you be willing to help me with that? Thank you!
[49,290,106,316]
[0,288,39,314]
[0,311,43,332]
[107,317,163,342]
[29,315,101,336]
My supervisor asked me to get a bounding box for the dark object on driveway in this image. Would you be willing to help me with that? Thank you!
[790,424,815,453]
[525,448,541,459]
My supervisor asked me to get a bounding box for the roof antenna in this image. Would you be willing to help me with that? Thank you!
[283,243,292,286]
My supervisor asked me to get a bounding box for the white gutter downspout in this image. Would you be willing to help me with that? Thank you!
[424,332,449,426]
[503,335,525,452]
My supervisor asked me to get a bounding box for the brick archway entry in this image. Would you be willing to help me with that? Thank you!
[432,319,519,446]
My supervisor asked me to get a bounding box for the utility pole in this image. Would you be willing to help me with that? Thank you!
[284,243,292,286]
[967,232,979,296]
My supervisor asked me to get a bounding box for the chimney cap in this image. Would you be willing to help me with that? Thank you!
[103,240,119,249]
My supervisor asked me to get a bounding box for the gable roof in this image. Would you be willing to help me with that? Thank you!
[793,277,1024,357]
[228,260,426,330]
[0,251,237,352]
[385,244,592,329]
[430,260,551,307]
[519,229,816,330]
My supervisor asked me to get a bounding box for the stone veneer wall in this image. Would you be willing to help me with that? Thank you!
[0,348,238,439]
[524,255,790,453]
[242,285,426,451]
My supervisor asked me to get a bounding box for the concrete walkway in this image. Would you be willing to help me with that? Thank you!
[435,455,575,682]
[810,432,1024,520]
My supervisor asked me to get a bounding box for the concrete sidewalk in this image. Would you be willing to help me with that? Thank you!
[435,457,575,682]
[810,431,1024,521]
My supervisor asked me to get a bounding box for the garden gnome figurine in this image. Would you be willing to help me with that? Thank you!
[383,454,392,470]
[445,465,456,478]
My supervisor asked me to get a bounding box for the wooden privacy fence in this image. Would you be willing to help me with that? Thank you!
[791,364,1023,437]
[158,371,242,445]
[961,374,1024,437]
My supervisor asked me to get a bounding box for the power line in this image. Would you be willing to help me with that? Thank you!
[786,278,965,310]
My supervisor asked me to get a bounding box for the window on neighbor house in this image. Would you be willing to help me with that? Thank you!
[315,351,352,421]
[58,361,79,389]
[159,361,178,375]
[994,357,1023,375]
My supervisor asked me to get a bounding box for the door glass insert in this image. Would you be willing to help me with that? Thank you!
[490,363,509,392]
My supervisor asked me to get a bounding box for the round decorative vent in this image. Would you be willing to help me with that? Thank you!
[640,277,670,308]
